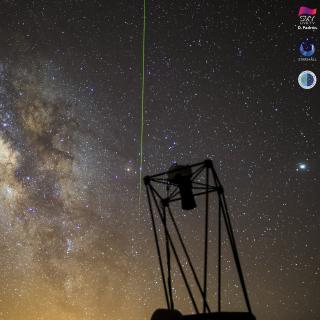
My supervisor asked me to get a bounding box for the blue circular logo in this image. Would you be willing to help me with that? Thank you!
[299,39,316,57]
[298,70,317,89]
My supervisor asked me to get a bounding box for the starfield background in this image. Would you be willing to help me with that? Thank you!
[0,1,319,319]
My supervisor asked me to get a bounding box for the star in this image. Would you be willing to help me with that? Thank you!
[297,163,307,171]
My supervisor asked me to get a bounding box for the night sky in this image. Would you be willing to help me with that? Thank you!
[0,1,319,319]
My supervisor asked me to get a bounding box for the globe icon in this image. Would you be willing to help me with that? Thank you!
[298,71,317,89]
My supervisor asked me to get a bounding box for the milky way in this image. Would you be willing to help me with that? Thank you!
[0,61,140,319]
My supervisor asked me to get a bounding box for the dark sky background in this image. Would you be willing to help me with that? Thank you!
[0,0,319,319]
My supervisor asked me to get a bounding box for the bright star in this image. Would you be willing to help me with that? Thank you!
[297,163,307,171]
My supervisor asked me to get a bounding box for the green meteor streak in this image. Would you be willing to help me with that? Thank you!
[138,0,146,211]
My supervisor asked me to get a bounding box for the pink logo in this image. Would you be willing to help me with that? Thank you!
[298,6,317,16]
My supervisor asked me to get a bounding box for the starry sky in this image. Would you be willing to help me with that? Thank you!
[0,1,319,319]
